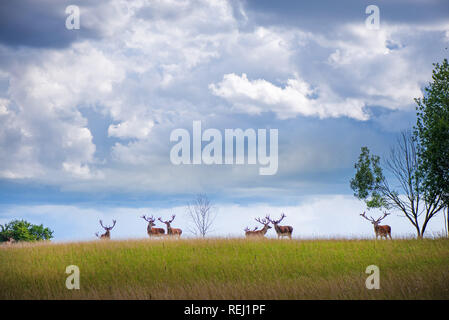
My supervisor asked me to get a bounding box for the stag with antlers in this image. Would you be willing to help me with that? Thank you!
[95,219,116,240]
[141,215,165,237]
[159,215,182,238]
[245,216,272,238]
[5,237,16,245]
[244,226,259,237]
[360,212,392,239]
[268,213,293,239]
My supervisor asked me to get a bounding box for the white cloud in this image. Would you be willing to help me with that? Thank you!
[322,23,440,110]
[210,73,368,120]
[0,0,447,195]
[108,117,155,139]
[0,98,9,115]
[0,42,125,180]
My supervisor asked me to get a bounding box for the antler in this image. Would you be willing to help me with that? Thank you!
[244,226,259,232]
[100,219,116,230]
[255,217,270,225]
[360,212,376,222]
[141,215,155,222]
[158,215,176,224]
[376,211,390,223]
[270,213,286,224]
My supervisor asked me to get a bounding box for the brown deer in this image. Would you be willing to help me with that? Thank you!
[245,216,272,238]
[5,237,16,245]
[268,213,293,239]
[244,226,259,237]
[158,215,182,238]
[95,219,116,239]
[141,215,165,237]
[360,211,392,239]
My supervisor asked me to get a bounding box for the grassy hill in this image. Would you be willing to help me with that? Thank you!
[1,238,448,299]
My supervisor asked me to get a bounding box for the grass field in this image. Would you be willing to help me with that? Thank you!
[1,237,448,299]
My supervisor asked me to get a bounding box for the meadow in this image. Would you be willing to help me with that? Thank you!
[1,237,448,299]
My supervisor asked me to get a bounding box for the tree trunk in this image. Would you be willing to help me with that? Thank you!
[414,224,422,239]
[446,207,449,238]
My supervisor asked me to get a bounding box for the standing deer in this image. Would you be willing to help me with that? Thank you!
[141,215,165,237]
[158,215,182,238]
[245,216,272,238]
[268,213,293,239]
[360,212,392,239]
[244,226,259,237]
[95,219,116,240]
[5,237,16,245]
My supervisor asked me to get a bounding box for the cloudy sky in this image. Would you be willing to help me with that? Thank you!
[0,0,448,240]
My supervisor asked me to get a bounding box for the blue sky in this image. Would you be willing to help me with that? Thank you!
[0,0,448,240]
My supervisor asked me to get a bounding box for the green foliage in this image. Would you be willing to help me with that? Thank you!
[0,219,53,242]
[350,146,387,209]
[415,58,449,207]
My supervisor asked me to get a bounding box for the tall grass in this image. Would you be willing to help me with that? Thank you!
[1,237,448,299]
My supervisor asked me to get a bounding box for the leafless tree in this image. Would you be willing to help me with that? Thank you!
[379,131,445,238]
[186,194,217,237]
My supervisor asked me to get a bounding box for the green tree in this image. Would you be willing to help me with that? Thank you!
[351,131,445,238]
[415,58,449,235]
[350,146,386,210]
[0,220,54,242]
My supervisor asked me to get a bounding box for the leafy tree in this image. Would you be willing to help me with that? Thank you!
[0,220,54,242]
[414,58,449,235]
[351,131,445,238]
[350,146,386,210]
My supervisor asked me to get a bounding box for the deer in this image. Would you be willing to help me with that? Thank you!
[95,219,116,240]
[158,215,182,238]
[5,237,16,245]
[244,226,259,237]
[360,211,392,239]
[245,216,272,238]
[141,215,165,237]
[267,213,293,239]
[0,225,15,244]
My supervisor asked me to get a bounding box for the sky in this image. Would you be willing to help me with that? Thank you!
[0,0,448,240]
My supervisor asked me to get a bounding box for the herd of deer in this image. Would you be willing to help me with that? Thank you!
[95,215,183,240]
[244,213,293,239]
[93,212,392,240]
